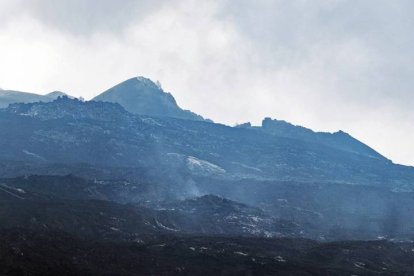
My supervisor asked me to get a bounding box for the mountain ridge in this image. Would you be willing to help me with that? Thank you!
[0,96,412,189]
[0,77,395,167]
[260,117,386,160]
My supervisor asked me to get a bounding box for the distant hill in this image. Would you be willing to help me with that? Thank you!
[0,89,73,108]
[93,77,206,121]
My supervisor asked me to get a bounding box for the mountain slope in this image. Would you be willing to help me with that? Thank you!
[93,77,205,121]
[0,97,412,190]
[1,80,414,274]
[0,175,300,239]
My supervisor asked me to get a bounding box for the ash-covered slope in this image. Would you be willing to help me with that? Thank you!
[148,194,300,238]
[93,77,205,121]
[0,175,298,239]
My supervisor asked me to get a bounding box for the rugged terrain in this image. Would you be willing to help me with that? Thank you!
[0,77,414,275]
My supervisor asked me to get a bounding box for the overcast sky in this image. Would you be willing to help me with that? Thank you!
[0,0,413,166]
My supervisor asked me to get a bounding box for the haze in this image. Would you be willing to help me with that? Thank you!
[0,0,413,165]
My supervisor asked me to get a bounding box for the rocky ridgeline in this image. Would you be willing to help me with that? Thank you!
[5,96,129,121]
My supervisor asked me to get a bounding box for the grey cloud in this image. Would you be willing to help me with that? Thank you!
[221,0,414,108]
[0,0,167,34]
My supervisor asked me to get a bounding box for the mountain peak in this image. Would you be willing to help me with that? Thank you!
[134,76,161,87]
[93,77,204,121]
[119,76,161,90]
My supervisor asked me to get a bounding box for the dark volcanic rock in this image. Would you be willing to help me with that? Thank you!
[0,228,413,276]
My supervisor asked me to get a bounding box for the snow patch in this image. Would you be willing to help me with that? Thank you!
[354,262,366,269]
[0,184,25,200]
[186,156,225,175]
[142,117,163,126]
[155,219,179,232]
[16,188,25,194]
[274,256,286,263]
[22,150,46,161]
